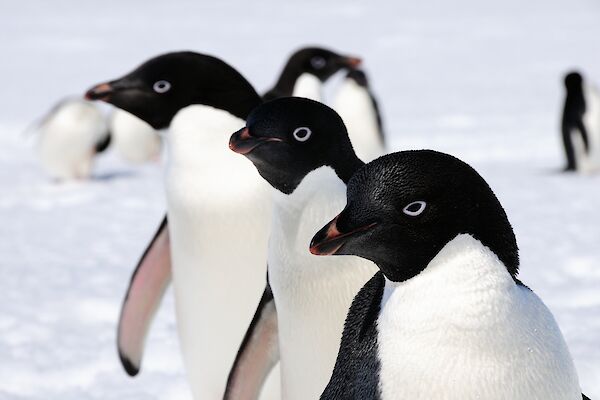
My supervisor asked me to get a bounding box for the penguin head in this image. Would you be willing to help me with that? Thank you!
[287,47,362,82]
[85,51,259,129]
[229,97,362,194]
[564,71,583,90]
[310,151,519,282]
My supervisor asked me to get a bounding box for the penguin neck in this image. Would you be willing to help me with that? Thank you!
[271,63,306,96]
[189,85,262,121]
[330,150,364,185]
[381,234,516,309]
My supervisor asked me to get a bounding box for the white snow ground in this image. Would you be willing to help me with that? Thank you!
[0,0,599,398]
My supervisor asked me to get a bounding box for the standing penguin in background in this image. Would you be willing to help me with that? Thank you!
[561,71,600,173]
[36,98,110,181]
[311,151,588,400]
[86,52,279,399]
[262,47,362,102]
[333,69,386,161]
[110,108,162,164]
[226,98,377,400]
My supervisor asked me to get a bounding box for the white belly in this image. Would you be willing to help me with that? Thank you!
[269,167,377,400]
[37,99,107,180]
[333,79,385,162]
[377,235,581,400]
[575,84,600,173]
[165,105,278,399]
[111,109,162,163]
[292,73,323,101]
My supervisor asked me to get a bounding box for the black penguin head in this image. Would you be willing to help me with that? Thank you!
[287,47,362,82]
[564,71,583,90]
[85,51,260,129]
[310,151,519,282]
[229,97,363,194]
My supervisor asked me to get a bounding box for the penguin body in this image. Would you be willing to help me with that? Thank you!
[110,109,162,163]
[226,98,376,400]
[333,70,386,161]
[311,151,586,400]
[561,71,600,173]
[87,52,278,399]
[37,99,109,180]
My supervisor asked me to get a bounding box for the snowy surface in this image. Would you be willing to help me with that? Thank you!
[1,0,599,398]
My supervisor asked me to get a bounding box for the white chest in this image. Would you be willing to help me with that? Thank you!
[292,73,323,101]
[268,167,377,400]
[376,235,581,400]
[333,79,384,162]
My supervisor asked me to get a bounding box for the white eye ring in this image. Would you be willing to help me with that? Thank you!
[293,127,312,142]
[403,201,426,216]
[311,56,326,69]
[153,80,171,93]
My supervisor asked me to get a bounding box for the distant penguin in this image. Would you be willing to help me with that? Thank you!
[226,98,377,400]
[561,71,600,173]
[37,98,110,181]
[86,52,278,399]
[333,69,386,161]
[311,151,587,400]
[263,47,362,102]
[110,108,162,163]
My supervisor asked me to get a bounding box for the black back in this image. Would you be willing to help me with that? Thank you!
[321,272,384,400]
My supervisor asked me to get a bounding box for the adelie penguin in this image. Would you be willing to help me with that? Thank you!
[86,52,278,399]
[226,98,377,400]
[561,71,600,173]
[36,98,110,181]
[333,69,386,161]
[310,151,588,400]
[262,47,362,102]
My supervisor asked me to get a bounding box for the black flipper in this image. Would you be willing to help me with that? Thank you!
[117,215,172,376]
[224,276,279,400]
[321,272,385,400]
[582,394,590,400]
[94,129,112,153]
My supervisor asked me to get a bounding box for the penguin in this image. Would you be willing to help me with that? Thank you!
[36,98,110,181]
[561,71,600,173]
[226,98,377,400]
[85,52,278,399]
[310,150,588,400]
[262,47,362,102]
[333,69,386,161]
[110,108,162,163]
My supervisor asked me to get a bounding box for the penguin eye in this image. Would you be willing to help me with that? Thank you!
[403,201,426,216]
[310,56,326,70]
[293,127,312,142]
[153,80,171,93]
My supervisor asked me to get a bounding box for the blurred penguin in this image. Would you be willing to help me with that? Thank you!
[37,98,110,181]
[110,108,162,163]
[333,69,386,161]
[561,71,600,173]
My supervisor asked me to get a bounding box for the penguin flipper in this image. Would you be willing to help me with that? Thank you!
[582,394,590,400]
[117,216,171,376]
[224,279,279,400]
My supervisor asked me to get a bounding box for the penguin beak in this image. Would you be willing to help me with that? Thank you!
[310,215,377,256]
[229,128,283,155]
[85,82,114,101]
[342,56,362,69]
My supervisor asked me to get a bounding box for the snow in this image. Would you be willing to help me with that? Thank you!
[0,0,598,398]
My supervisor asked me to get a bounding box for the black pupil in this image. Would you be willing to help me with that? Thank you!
[407,203,422,212]
[297,129,308,138]
[158,82,165,88]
